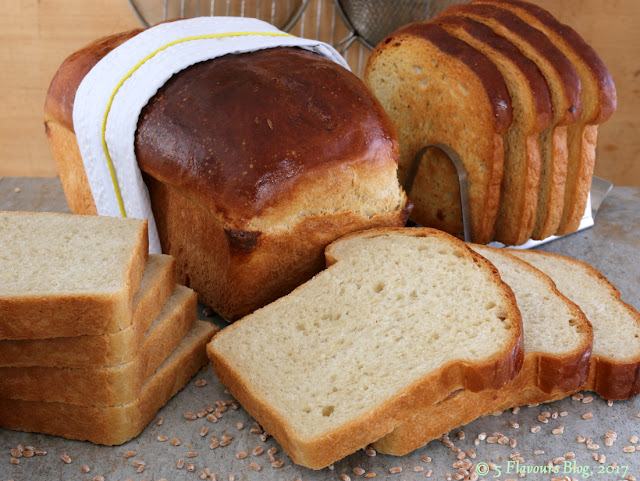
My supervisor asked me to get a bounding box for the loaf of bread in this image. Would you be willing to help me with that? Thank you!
[0,320,216,445]
[373,244,592,455]
[510,249,640,399]
[45,30,410,321]
[0,254,175,368]
[208,228,523,469]
[0,285,197,406]
[0,212,148,339]
[364,23,512,244]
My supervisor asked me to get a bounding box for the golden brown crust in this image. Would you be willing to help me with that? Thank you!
[0,321,216,445]
[395,23,513,134]
[476,0,616,124]
[0,256,176,368]
[373,245,592,455]
[0,287,197,406]
[208,227,524,469]
[435,15,553,133]
[441,3,582,124]
[0,216,148,340]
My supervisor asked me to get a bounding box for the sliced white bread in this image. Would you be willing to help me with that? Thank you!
[373,245,592,455]
[0,254,175,368]
[207,228,523,469]
[509,249,640,400]
[434,15,553,245]
[365,23,513,244]
[0,285,196,406]
[0,320,216,445]
[0,211,148,339]
[440,3,582,240]
[474,0,617,235]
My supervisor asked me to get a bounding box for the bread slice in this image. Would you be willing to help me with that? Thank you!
[373,245,592,455]
[207,228,523,469]
[0,254,175,368]
[0,285,196,406]
[365,23,512,244]
[473,0,616,236]
[0,211,148,340]
[0,320,216,445]
[440,3,582,240]
[509,249,640,399]
[434,15,553,245]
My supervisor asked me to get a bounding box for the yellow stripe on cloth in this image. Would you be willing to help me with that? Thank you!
[101,31,292,217]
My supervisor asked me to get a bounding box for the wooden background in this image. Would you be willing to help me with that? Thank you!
[1,0,638,185]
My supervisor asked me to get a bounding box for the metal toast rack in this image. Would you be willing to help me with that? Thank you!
[405,146,613,247]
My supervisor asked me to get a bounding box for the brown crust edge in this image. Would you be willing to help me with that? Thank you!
[441,3,582,125]
[475,0,616,124]
[509,249,640,400]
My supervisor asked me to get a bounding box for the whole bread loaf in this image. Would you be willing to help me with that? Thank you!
[45,32,410,321]
[208,228,523,469]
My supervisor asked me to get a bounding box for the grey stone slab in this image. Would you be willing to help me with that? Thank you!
[1,178,639,481]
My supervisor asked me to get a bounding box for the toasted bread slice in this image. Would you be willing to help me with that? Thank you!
[0,211,148,339]
[0,321,216,445]
[365,23,512,244]
[373,245,592,455]
[0,285,196,406]
[208,228,523,468]
[441,3,582,240]
[473,0,616,235]
[509,249,640,400]
[0,254,175,368]
[435,15,553,245]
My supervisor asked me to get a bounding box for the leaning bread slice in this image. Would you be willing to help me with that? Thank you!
[373,245,592,455]
[440,3,582,240]
[0,285,196,406]
[509,249,640,399]
[474,0,617,235]
[0,211,148,339]
[207,228,523,469]
[435,15,553,245]
[365,23,512,244]
[0,320,216,445]
[0,254,175,368]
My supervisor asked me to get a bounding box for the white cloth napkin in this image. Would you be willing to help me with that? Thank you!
[73,17,350,253]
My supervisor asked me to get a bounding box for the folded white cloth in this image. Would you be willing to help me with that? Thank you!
[73,17,349,253]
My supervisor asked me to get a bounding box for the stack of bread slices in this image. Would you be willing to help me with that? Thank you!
[364,0,616,246]
[0,211,217,445]
[207,227,640,469]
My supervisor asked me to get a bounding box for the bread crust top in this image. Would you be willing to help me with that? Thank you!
[44,30,405,228]
[442,3,582,125]
[435,15,553,133]
[390,22,513,135]
[475,0,616,124]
